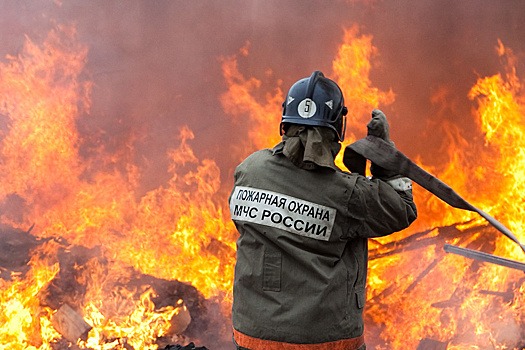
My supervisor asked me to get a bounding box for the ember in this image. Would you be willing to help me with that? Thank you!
[1,1,525,349]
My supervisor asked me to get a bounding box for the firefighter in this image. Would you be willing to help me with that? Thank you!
[229,71,417,350]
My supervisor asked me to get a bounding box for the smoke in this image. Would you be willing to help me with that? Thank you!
[1,0,524,193]
[363,0,525,163]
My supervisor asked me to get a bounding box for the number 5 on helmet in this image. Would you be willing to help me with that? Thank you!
[280,71,348,141]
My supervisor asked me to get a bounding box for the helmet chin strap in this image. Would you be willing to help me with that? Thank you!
[339,112,347,141]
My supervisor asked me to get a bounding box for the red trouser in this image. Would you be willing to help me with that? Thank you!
[233,329,365,350]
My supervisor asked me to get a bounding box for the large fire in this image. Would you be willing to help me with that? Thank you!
[0,16,524,350]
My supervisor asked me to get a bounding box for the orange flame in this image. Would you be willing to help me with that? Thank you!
[0,26,236,348]
[468,40,525,258]
[220,42,284,151]
[365,40,525,349]
[1,18,524,350]
[0,242,61,349]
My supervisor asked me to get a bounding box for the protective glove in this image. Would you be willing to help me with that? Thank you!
[367,109,392,143]
[367,109,398,179]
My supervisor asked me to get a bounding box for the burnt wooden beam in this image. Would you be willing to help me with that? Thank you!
[404,256,441,293]
[431,236,497,309]
[369,222,489,260]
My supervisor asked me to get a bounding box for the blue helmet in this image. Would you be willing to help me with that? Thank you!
[281,71,348,141]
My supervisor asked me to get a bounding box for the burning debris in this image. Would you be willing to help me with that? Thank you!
[1,2,525,349]
[0,23,235,349]
[366,221,525,349]
[0,226,225,349]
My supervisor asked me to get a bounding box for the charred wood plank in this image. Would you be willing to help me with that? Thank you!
[405,256,441,293]
[51,304,92,343]
[478,289,515,302]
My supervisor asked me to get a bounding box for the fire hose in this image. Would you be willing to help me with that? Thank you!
[345,135,525,254]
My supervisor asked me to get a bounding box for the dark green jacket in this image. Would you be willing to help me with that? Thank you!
[229,147,417,344]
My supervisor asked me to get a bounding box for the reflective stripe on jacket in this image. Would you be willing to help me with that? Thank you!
[229,147,417,346]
